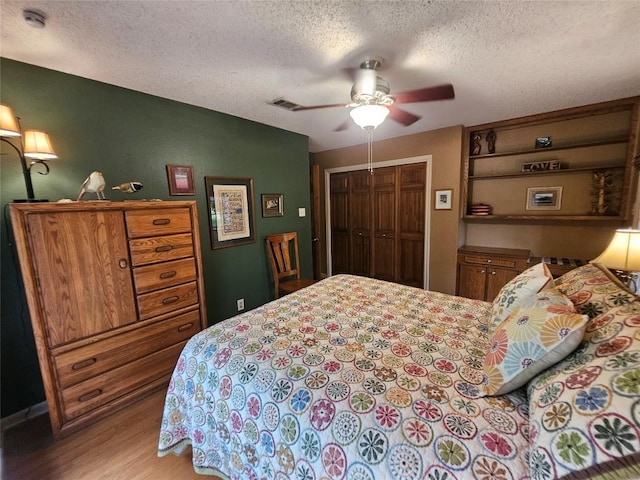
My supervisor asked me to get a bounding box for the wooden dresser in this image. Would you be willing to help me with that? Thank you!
[456,245,531,301]
[10,201,207,436]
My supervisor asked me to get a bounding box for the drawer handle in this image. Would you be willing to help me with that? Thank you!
[178,322,194,332]
[72,358,97,370]
[153,218,171,225]
[162,296,180,305]
[491,271,496,275]
[160,271,177,279]
[78,389,102,402]
[119,259,128,269]
[486,259,492,263]
[156,245,173,253]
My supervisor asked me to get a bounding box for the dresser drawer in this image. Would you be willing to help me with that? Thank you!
[54,309,201,389]
[125,208,192,238]
[462,254,517,268]
[133,257,196,294]
[137,281,199,320]
[129,233,194,266]
[61,342,184,421]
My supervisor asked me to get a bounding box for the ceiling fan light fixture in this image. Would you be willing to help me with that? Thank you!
[350,104,389,129]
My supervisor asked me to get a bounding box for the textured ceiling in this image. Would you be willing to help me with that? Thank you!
[1,1,639,152]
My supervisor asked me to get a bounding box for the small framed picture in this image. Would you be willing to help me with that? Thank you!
[166,165,195,195]
[434,189,453,210]
[261,194,284,217]
[526,186,563,210]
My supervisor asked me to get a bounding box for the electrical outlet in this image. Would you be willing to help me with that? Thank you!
[237,298,245,311]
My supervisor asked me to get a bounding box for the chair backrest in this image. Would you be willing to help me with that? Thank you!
[265,232,301,292]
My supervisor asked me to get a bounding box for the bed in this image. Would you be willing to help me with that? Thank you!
[158,263,640,480]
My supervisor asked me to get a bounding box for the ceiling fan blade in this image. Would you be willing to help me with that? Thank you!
[333,118,352,132]
[292,103,347,111]
[388,106,421,126]
[392,84,455,104]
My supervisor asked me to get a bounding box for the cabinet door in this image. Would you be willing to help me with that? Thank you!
[486,268,518,302]
[458,264,487,300]
[372,167,396,281]
[26,211,137,347]
[349,170,371,276]
[330,173,350,274]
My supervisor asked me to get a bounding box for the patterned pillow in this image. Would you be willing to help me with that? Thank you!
[527,264,640,479]
[482,287,588,396]
[489,262,554,331]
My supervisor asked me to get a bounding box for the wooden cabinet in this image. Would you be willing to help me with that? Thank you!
[462,97,640,222]
[10,201,207,436]
[456,246,530,301]
[330,163,426,288]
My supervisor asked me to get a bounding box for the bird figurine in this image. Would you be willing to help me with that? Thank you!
[112,181,143,194]
[77,171,106,201]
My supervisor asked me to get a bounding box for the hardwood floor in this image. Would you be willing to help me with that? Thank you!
[2,390,222,480]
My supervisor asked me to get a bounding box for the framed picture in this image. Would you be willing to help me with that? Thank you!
[434,189,453,210]
[526,186,563,210]
[261,193,284,217]
[204,176,256,249]
[166,164,195,195]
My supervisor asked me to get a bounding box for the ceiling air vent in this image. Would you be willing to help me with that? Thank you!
[270,98,302,111]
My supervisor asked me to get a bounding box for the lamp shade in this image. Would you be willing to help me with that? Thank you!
[23,130,57,160]
[0,104,21,137]
[349,104,389,129]
[592,229,640,271]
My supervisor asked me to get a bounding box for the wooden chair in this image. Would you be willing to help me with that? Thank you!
[265,232,317,299]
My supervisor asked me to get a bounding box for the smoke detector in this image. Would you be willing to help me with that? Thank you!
[23,10,46,29]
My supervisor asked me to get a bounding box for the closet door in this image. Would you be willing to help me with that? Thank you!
[398,163,426,288]
[329,162,426,287]
[330,173,350,274]
[349,170,371,277]
[371,167,397,281]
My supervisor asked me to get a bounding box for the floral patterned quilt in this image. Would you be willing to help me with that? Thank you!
[158,274,531,479]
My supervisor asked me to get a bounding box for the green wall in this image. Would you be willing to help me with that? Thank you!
[0,59,313,417]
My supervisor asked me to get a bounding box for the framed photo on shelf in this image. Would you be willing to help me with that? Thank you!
[434,189,453,210]
[204,176,256,249]
[526,186,563,210]
[166,164,195,195]
[261,193,284,217]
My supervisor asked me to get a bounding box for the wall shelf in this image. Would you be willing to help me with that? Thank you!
[469,164,626,180]
[469,136,629,160]
[462,97,640,222]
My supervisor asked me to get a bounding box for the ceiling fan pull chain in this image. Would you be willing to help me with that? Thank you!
[367,127,374,174]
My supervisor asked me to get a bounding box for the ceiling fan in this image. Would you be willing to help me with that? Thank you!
[271,59,455,131]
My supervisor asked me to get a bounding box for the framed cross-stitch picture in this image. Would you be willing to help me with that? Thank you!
[204,176,256,249]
